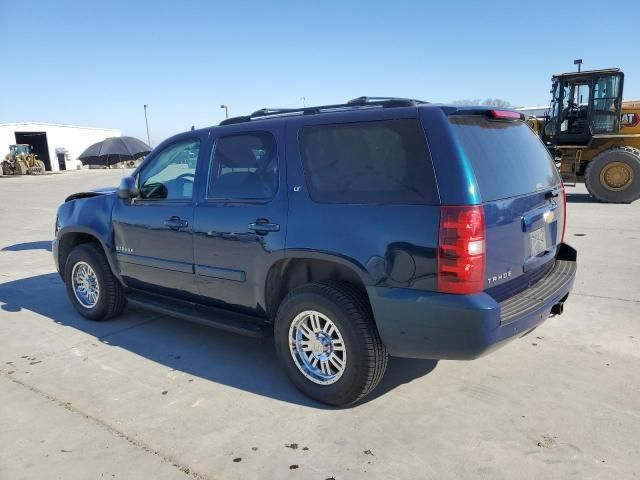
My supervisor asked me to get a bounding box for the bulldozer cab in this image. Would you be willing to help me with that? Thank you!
[542,69,624,146]
[10,144,32,156]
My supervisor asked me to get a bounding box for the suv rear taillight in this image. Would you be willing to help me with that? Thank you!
[437,205,486,294]
[487,109,524,121]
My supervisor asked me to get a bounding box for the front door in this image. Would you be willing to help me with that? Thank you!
[192,124,287,315]
[112,136,205,299]
[557,80,591,145]
[590,73,624,134]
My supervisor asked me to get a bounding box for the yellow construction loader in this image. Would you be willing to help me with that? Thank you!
[529,68,640,203]
[2,144,46,175]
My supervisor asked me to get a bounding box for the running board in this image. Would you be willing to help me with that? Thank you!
[127,291,272,337]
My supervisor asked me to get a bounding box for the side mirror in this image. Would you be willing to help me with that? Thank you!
[117,176,139,199]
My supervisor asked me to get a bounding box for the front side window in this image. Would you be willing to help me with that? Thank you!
[139,139,199,200]
[208,132,278,201]
[299,119,437,204]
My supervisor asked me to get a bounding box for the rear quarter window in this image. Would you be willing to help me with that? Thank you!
[299,119,438,205]
[449,116,561,201]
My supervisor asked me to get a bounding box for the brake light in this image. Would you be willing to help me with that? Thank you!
[488,110,523,121]
[438,206,486,294]
[561,184,567,242]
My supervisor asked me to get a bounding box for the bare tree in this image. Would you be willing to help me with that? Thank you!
[452,98,482,106]
[482,98,512,108]
[452,98,512,108]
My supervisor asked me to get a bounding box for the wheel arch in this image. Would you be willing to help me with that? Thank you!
[56,227,121,283]
[265,251,374,319]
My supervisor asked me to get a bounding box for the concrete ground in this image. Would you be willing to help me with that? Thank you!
[0,170,638,480]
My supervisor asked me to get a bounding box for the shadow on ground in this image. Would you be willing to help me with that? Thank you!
[566,193,598,204]
[0,273,437,409]
[2,241,52,252]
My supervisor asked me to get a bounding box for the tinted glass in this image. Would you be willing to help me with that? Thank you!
[208,132,278,200]
[449,116,560,201]
[139,139,199,200]
[299,119,438,204]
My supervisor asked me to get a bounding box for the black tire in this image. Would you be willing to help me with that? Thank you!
[274,282,388,406]
[585,146,640,203]
[15,162,28,175]
[64,243,127,321]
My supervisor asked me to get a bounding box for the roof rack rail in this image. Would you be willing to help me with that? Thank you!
[220,96,426,125]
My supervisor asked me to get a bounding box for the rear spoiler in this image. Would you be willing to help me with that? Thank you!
[447,107,525,121]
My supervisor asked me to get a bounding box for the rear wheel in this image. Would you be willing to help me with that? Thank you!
[64,243,127,321]
[585,146,640,203]
[274,282,388,406]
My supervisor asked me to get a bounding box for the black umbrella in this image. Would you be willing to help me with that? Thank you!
[78,136,151,168]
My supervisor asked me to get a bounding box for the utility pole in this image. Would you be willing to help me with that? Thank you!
[143,104,151,146]
[302,97,306,107]
[574,58,583,72]
[220,104,228,119]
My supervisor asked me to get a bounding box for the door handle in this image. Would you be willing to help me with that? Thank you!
[248,219,280,233]
[545,190,559,200]
[164,216,189,230]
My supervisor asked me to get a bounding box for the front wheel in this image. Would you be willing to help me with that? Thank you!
[64,243,127,321]
[274,283,388,406]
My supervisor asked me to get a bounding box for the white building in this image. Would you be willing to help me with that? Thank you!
[515,106,549,118]
[0,122,120,172]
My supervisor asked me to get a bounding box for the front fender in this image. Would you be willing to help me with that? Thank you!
[54,194,119,280]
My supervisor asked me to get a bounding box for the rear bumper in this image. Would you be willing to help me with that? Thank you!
[368,243,577,360]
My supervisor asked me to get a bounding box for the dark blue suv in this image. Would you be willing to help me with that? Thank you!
[53,97,577,405]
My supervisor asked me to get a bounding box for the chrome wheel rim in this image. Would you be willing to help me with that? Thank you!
[71,261,100,308]
[289,310,347,385]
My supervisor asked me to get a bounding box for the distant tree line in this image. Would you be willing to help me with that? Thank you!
[452,98,512,108]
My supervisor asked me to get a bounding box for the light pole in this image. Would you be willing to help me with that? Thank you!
[302,97,306,107]
[143,104,151,146]
[220,104,228,119]
[574,58,583,72]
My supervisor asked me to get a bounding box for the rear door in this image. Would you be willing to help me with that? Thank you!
[192,123,287,315]
[446,113,565,299]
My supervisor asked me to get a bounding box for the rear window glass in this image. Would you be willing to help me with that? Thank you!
[449,116,561,201]
[299,119,438,204]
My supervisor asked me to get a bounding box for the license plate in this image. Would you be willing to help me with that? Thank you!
[530,227,547,257]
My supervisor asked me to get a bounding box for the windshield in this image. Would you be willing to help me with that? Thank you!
[449,115,561,201]
[12,145,30,155]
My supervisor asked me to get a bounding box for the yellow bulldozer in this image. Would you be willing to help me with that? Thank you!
[528,68,640,203]
[2,144,46,175]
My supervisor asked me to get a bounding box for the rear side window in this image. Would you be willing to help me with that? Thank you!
[449,116,561,201]
[299,119,438,204]
[208,132,278,201]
